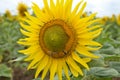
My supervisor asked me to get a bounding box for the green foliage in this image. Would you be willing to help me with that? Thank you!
[32,78,41,80]
[88,18,120,80]
[0,64,12,79]
[108,62,120,73]
[0,17,27,79]
[88,58,105,67]
[87,67,119,77]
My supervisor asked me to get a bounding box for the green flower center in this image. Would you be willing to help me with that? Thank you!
[44,25,69,52]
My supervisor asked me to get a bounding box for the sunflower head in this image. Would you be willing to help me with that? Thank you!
[117,14,120,26]
[110,14,116,22]
[100,16,109,24]
[4,10,12,18]
[18,0,102,80]
[17,2,28,18]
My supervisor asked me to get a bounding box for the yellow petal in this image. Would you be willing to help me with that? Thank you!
[50,0,56,17]
[50,0,55,9]
[86,46,101,51]
[20,29,32,37]
[18,37,38,42]
[27,52,44,70]
[18,45,40,55]
[76,25,101,34]
[66,56,83,76]
[62,61,70,80]
[35,55,49,78]
[86,19,101,26]
[57,59,63,80]
[78,28,103,39]
[69,65,78,77]
[88,25,101,31]
[18,38,28,42]
[32,2,49,22]
[55,0,65,18]
[43,0,53,17]
[20,29,39,38]
[18,36,39,44]
[25,50,44,61]
[78,40,102,47]
[21,18,36,26]
[20,22,39,32]
[25,12,43,26]
[76,2,87,18]
[72,0,83,16]
[43,0,49,11]
[24,55,33,61]
[90,28,103,39]
[73,13,97,30]
[54,0,60,18]
[30,62,40,69]
[26,37,38,41]
[76,46,99,58]
[17,40,38,46]
[41,57,51,80]
[50,59,58,80]
[65,0,73,16]
[71,2,86,24]
[82,58,91,63]
[72,52,89,70]
[70,0,83,23]
[59,0,64,19]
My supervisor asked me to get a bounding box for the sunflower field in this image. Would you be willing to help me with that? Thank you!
[0,0,120,80]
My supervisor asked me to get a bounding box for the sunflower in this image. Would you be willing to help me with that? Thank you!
[110,14,116,22]
[117,14,120,26]
[100,16,109,24]
[4,10,12,19]
[17,2,28,18]
[18,0,102,80]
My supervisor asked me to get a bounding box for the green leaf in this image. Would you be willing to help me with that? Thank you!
[88,56,105,67]
[0,64,12,78]
[87,67,119,78]
[100,43,115,55]
[32,78,41,80]
[9,55,27,63]
[70,75,83,80]
[94,77,112,80]
[108,62,120,73]
[104,56,120,62]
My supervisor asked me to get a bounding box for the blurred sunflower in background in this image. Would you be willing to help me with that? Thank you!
[18,0,102,80]
[100,16,109,24]
[4,9,18,21]
[110,14,116,22]
[0,15,3,22]
[4,10,12,20]
[17,2,28,18]
[117,14,120,26]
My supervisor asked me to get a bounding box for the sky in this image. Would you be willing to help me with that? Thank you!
[0,0,120,17]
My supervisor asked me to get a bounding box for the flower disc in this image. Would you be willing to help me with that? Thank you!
[40,19,75,58]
